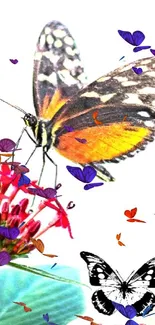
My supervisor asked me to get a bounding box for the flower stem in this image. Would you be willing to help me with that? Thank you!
[8,261,91,289]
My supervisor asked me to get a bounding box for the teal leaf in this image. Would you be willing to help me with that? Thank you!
[0,264,86,325]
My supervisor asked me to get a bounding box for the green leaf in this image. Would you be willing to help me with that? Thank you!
[8,261,91,289]
[11,254,29,259]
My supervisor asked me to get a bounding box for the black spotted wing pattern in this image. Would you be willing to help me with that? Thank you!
[80,251,155,316]
[33,20,87,120]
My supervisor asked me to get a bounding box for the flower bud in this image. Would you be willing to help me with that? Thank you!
[1,201,9,220]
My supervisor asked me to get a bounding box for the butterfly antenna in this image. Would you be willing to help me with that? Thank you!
[0,98,26,114]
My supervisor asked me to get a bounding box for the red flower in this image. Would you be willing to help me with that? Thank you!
[0,157,73,266]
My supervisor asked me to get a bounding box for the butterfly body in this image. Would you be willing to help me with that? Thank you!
[23,113,53,150]
[115,281,134,299]
[80,251,155,316]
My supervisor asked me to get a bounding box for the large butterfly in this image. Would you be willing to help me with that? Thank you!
[1,21,155,183]
[80,251,155,316]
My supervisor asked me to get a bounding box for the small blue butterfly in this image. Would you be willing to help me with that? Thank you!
[118,30,145,46]
[112,302,138,325]
[132,67,143,75]
[66,165,103,190]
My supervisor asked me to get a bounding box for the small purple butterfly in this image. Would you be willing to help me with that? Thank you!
[112,302,138,325]
[66,166,104,190]
[43,313,49,322]
[43,313,57,325]
[118,30,145,46]
[10,59,18,64]
[66,165,96,183]
[132,66,143,75]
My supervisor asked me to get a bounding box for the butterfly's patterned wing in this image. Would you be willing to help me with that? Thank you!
[33,20,87,120]
[51,57,155,182]
[127,257,155,288]
[127,257,155,316]
[80,251,124,315]
[96,57,155,108]
[80,252,155,316]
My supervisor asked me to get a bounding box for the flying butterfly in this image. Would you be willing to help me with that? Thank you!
[80,251,155,316]
[1,22,155,185]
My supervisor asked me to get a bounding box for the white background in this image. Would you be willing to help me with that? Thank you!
[1,0,155,324]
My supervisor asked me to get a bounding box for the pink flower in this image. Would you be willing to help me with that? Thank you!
[0,156,73,266]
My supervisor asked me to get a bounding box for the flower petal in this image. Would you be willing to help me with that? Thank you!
[0,251,11,266]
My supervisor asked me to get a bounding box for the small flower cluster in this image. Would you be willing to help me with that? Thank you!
[0,140,73,266]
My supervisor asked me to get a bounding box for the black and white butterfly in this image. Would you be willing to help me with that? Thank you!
[80,251,155,316]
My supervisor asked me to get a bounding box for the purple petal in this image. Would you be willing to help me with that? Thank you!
[18,165,29,174]
[125,321,139,325]
[75,137,87,144]
[133,45,151,52]
[0,226,19,239]
[10,59,18,64]
[112,302,127,317]
[8,162,21,166]
[28,188,46,197]
[43,188,57,198]
[84,182,104,190]
[64,125,74,132]
[132,66,143,75]
[118,30,145,46]
[0,138,16,152]
[150,49,155,56]
[0,161,20,167]
[66,166,85,182]
[14,164,29,175]
[0,251,11,266]
[83,166,96,183]
[125,306,137,318]
[43,313,49,322]
[132,31,145,46]
[7,227,20,239]
[118,30,135,45]
[112,302,136,318]
[28,187,56,199]
[18,174,30,187]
